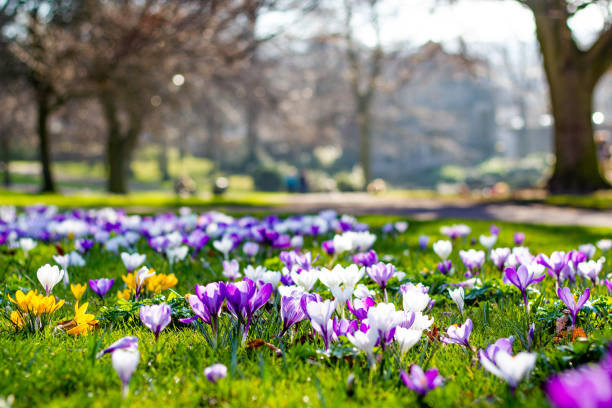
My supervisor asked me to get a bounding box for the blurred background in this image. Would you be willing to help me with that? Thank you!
[0,0,611,201]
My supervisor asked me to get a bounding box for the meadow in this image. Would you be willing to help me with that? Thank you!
[0,207,611,408]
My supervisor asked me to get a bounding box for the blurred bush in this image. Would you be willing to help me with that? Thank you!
[253,165,284,191]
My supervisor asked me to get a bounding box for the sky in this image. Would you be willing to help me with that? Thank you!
[260,0,608,51]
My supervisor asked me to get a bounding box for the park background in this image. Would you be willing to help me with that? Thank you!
[1,0,612,213]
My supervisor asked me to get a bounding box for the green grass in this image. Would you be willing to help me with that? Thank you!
[1,214,611,407]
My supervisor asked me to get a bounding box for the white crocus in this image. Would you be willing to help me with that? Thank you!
[166,246,189,265]
[112,347,140,398]
[433,240,452,260]
[449,287,465,315]
[596,239,611,251]
[479,234,497,250]
[347,328,378,366]
[19,238,37,256]
[402,286,431,313]
[366,303,404,340]
[213,236,234,259]
[411,312,435,331]
[306,299,336,330]
[36,264,65,296]
[332,234,353,254]
[480,350,537,389]
[121,252,146,272]
[394,327,423,355]
[291,268,319,292]
[579,244,596,259]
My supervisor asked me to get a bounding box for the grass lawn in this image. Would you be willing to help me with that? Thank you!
[1,210,611,408]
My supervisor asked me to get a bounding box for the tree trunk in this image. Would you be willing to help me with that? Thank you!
[101,93,141,194]
[530,3,610,193]
[546,71,607,192]
[1,133,10,187]
[357,100,372,187]
[245,91,259,165]
[36,88,56,193]
[158,138,170,182]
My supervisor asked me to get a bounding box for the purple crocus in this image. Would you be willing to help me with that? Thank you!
[322,240,334,255]
[605,279,612,295]
[491,248,511,271]
[557,287,590,327]
[97,336,140,398]
[539,251,571,283]
[441,318,473,349]
[367,262,395,299]
[437,260,452,275]
[490,224,500,236]
[181,282,226,339]
[279,296,306,337]
[514,232,525,246]
[243,241,259,257]
[89,278,114,299]
[204,363,227,384]
[139,303,172,341]
[347,297,375,321]
[353,250,378,267]
[418,235,429,251]
[544,351,612,408]
[478,337,514,367]
[400,365,444,395]
[505,265,545,310]
[332,317,358,339]
[225,278,273,342]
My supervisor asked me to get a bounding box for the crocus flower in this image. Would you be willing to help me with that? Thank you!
[347,297,375,321]
[225,279,273,342]
[597,239,612,252]
[527,323,535,350]
[490,224,500,236]
[71,283,87,301]
[514,232,525,246]
[400,365,444,395]
[135,266,155,298]
[605,279,612,295]
[353,250,378,267]
[402,284,431,313]
[332,317,358,338]
[579,244,596,259]
[479,349,536,390]
[437,260,452,275]
[120,252,146,272]
[182,282,226,337]
[213,236,234,259]
[37,264,65,296]
[243,242,259,257]
[441,318,473,349]
[539,251,570,283]
[222,260,242,280]
[418,235,429,251]
[505,265,545,310]
[577,258,605,284]
[448,287,464,315]
[478,337,513,367]
[89,278,114,299]
[490,248,511,271]
[205,364,227,383]
[395,327,422,355]
[166,246,189,265]
[346,327,378,366]
[19,238,37,257]
[322,240,334,255]
[306,299,336,350]
[367,302,404,350]
[433,240,452,260]
[367,262,394,299]
[557,287,590,326]
[479,235,497,250]
[279,296,306,337]
[459,249,485,274]
[139,303,172,341]
[98,336,139,398]
[544,352,612,408]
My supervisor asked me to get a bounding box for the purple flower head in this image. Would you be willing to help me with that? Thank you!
[273,234,291,249]
[322,240,334,255]
[353,250,379,267]
[544,351,612,408]
[527,323,535,350]
[505,265,545,309]
[514,232,525,246]
[222,260,241,280]
[491,248,511,271]
[148,235,169,253]
[97,336,139,358]
[418,235,429,251]
[89,278,114,299]
[332,317,358,339]
[243,241,259,257]
[478,337,514,366]
[367,262,395,290]
[437,260,452,275]
[280,296,306,337]
[300,293,322,320]
[204,363,227,384]
[381,222,394,234]
[605,279,612,295]
[225,278,273,341]
[295,252,318,271]
[568,250,587,266]
[540,251,571,283]
[441,318,473,348]
[280,251,298,270]
[181,282,227,334]
[347,297,375,321]
[139,303,172,340]
[400,365,444,395]
[557,287,590,326]
[459,249,485,272]
[490,224,500,236]
[75,238,95,253]
[186,229,209,253]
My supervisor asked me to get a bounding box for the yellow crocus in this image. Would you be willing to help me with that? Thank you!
[146,273,178,293]
[10,311,24,329]
[67,302,98,336]
[70,283,87,301]
[117,288,132,300]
